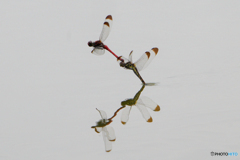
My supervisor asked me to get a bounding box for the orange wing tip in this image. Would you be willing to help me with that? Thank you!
[147,117,153,122]
[106,15,112,20]
[121,121,126,125]
[106,150,112,152]
[154,105,160,111]
[152,48,158,55]
[104,22,110,27]
[145,51,150,58]
[109,139,116,142]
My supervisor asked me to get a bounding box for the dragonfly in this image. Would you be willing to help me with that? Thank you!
[117,47,159,84]
[88,15,123,61]
[91,108,124,152]
[120,84,160,124]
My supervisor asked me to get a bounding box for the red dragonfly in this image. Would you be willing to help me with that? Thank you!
[88,15,123,61]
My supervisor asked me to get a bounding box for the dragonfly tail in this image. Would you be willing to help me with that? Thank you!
[132,67,145,84]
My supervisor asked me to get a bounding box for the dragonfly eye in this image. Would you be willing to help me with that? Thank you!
[88,41,93,47]
[120,62,125,67]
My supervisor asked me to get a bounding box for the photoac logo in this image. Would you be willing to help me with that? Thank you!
[211,151,238,156]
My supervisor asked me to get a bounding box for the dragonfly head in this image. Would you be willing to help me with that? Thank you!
[120,61,125,67]
[117,56,125,67]
[88,41,93,47]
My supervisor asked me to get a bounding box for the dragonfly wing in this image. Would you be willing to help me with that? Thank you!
[128,50,133,62]
[97,109,108,119]
[136,104,153,122]
[104,126,116,141]
[91,48,105,55]
[121,106,132,124]
[134,47,158,71]
[139,96,160,111]
[102,128,112,152]
[99,15,113,42]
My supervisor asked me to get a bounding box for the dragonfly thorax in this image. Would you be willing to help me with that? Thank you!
[120,61,134,70]
[88,40,103,48]
[95,118,110,127]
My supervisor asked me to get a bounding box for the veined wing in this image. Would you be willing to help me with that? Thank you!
[134,47,158,71]
[137,96,160,111]
[121,106,132,125]
[102,127,112,152]
[96,109,108,119]
[99,15,113,42]
[136,104,153,122]
[91,48,105,55]
[103,126,116,142]
[128,50,133,62]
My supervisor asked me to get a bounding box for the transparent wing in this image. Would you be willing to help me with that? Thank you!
[128,50,133,62]
[136,104,152,122]
[99,15,113,42]
[138,96,160,111]
[134,48,158,71]
[104,126,116,142]
[102,128,112,152]
[97,109,108,119]
[91,48,105,55]
[121,106,132,125]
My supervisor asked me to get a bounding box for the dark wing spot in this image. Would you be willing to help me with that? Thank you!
[145,51,150,59]
[106,15,112,20]
[147,117,153,122]
[104,22,110,27]
[121,121,126,125]
[152,48,158,55]
[154,105,160,111]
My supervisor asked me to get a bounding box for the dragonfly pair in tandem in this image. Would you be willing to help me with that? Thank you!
[88,15,159,84]
[91,84,160,152]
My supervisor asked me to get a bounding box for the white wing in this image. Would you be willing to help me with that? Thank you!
[104,126,116,142]
[136,104,152,122]
[134,47,158,71]
[102,128,112,152]
[99,15,113,42]
[91,48,105,55]
[97,109,108,119]
[138,96,160,111]
[121,106,132,124]
[128,50,133,62]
